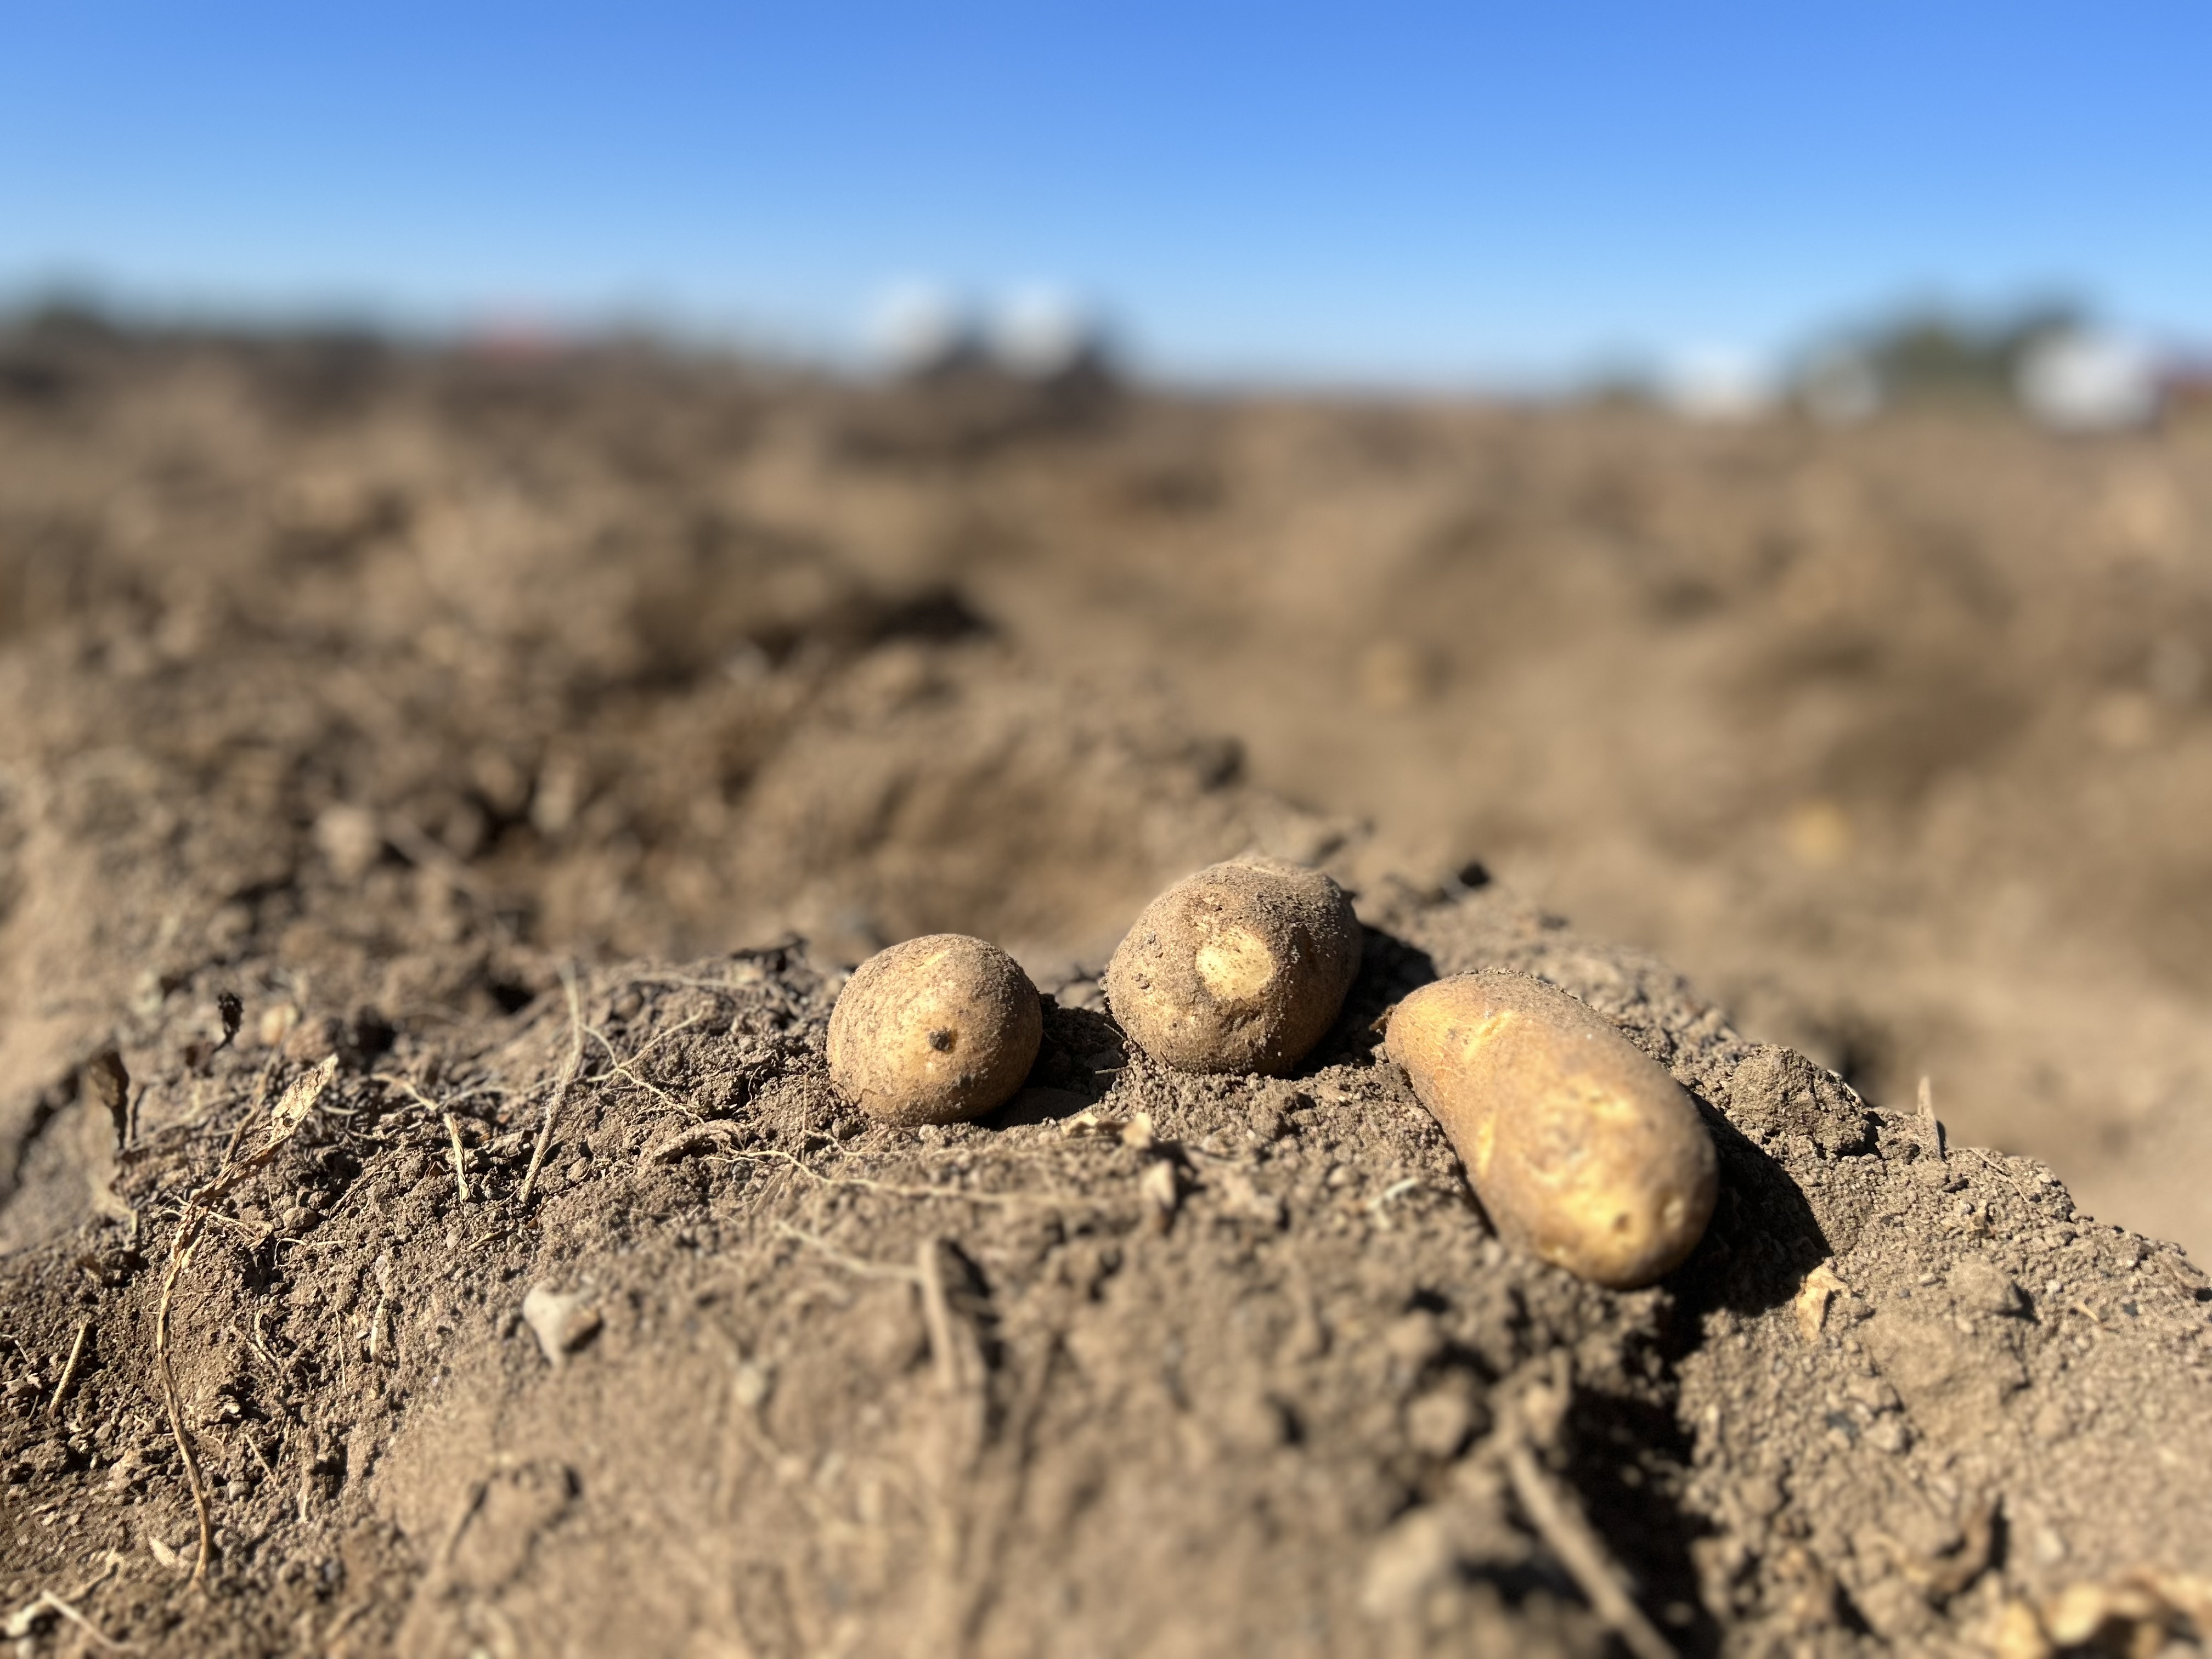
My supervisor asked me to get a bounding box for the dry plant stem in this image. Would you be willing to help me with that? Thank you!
[520,966,585,1207]
[373,1075,503,1116]
[1503,1437,1677,1659]
[154,1233,216,1587]
[1971,1147,2039,1215]
[46,1318,91,1418]
[18,1590,130,1652]
[773,1221,922,1283]
[916,1237,975,1396]
[732,1147,1028,1209]
[442,1112,470,1206]
[153,1057,335,1588]
[588,1012,707,1111]
[1918,1074,1945,1155]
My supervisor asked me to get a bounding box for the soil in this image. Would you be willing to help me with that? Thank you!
[1,324,2209,1655]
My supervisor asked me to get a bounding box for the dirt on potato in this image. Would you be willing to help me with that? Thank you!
[1,323,2210,1656]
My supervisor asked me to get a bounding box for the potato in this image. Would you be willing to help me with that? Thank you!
[827,934,1043,1125]
[1105,855,1363,1075]
[1385,970,1717,1288]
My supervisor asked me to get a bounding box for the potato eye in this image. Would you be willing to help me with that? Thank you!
[928,1028,957,1052]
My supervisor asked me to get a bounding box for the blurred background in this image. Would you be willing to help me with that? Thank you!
[5,3,2212,1254]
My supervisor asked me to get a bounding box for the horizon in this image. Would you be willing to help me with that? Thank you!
[5,3,2209,388]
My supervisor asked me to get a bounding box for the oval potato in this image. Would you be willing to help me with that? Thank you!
[1105,855,1362,1075]
[827,934,1043,1126]
[1385,970,1717,1288]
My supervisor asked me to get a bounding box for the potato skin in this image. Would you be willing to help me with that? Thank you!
[1105,856,1363,1075]
[1385,970,1717,1288]
[827,934,1043,1126]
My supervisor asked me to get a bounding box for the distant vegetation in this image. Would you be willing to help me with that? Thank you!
[1809,300,2084,406]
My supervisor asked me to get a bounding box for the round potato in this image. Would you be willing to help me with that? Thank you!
[1105,855,1362,1075]
[1385,970,1717,1288]
[827,934,1043,1126]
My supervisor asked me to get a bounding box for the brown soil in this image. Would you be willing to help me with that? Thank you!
[1,326,2209,1655]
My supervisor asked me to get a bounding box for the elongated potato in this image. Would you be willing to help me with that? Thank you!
[828,934,1042,1125]
[1105,855,1362,1075]
[1385,970,1717,1288]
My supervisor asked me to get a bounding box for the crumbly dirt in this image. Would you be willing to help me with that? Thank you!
[2,324,2210,1655]
[4,887,2209,1656]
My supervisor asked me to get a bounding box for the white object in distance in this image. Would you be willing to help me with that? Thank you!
[868,281,974,376]
[1662,347,1777,422]
[2016,329,2159,432]
[990,285,1097,377]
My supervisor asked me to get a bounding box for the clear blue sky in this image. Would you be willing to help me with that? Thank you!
[3,3,2207,383]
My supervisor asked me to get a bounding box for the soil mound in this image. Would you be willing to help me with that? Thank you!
[4,886,2209,1656]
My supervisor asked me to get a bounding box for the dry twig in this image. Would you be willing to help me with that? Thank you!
[3,1589,132,1650]
[1918,1075,1945,1155]
[726,1146,1029,1209]
[774,1221,922,1283]
[915,1235,982,1397]
[586,1012,707,1112]
[442,1111,471,1206]
[154,1056,335,1585]
[1504,1438,1676,1659]
[519,966,585,1206]
[1501,1372,1677,1659]
[46,1319,91,1418]
[1970,1147,2040,1214]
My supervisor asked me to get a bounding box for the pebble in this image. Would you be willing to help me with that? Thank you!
[522,1283,602,1367]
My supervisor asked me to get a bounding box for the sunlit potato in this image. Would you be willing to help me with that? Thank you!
[827,934,1043,1125]
[1386,970,1718,1288]
[1105,856,1363,1075]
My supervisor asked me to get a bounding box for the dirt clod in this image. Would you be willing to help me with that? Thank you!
[521,1284,603,1367]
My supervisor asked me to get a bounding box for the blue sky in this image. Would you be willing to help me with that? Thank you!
[3,3,2208,383]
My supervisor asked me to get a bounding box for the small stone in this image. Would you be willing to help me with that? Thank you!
[1946,1256,2023,1318]
[1738,1475,1786,1520]
[1865,1418,1910,1454]
[522,1283,602,1367]
[1384,1311,1444,1369]
[732,1361,774,1411]
[1405,1386,1477,1458]
[314,804,384,883]
[1139,1159,1181,1228]
[1796,1264,1849,1342]
[257,1003,301,1048]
